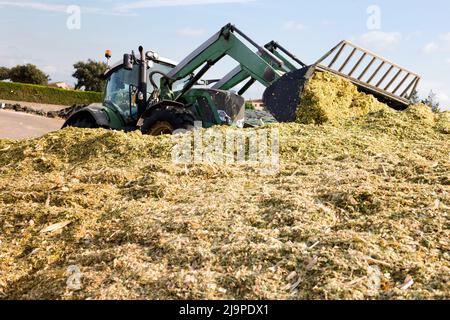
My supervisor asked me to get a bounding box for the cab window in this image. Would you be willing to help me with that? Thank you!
[104,62,189,121]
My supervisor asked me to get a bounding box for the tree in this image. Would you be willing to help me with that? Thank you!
[72,60,108,92]
[409,90,421,105]
[8,64,50,85]
[422,90,440,113]
[0,67,10,81]
[245,101,255,110]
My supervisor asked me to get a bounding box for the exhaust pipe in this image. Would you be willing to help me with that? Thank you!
[137,46,147,119]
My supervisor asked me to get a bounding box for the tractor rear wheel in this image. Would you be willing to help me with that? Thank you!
[141,106,195,136]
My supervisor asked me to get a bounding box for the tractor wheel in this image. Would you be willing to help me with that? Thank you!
[141,106,195,136]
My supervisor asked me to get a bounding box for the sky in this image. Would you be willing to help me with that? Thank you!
[0,0,449,110]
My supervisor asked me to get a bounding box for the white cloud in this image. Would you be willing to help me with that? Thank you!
[282,21,306,31]
[0,0,254,16]
[321,19,335,27]
[176,27,207,37]
[356,31,402,50]
[423,42,439,54]
[42,65,58,74]
[439,32,450,42]
[0,1,66,13]
[405,31,423,41]
[421,32,450,54]
[437,93,449,105]
[440,33,450,51]
[115,0,255,12]
[446,58,450,65]
[0,1,135,16]
[419,79,450,110]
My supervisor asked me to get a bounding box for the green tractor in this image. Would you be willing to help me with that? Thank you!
[63,46,245,135]
[63,24,285,135]
[64,23,421,134]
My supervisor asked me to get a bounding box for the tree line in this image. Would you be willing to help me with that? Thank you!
[409,90,441,113]
[0,60,107,92]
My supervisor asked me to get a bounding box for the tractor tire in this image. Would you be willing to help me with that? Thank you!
[141,106,195,136]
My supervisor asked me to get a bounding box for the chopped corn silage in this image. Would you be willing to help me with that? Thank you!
[296,72,388,125]
[296,71,449,131]
[0,79,449,300]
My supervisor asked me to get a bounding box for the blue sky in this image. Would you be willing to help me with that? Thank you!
[0,0,449,109]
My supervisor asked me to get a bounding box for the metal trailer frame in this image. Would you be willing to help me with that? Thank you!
[314,40,421,109]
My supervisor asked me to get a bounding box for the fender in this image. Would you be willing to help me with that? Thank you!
[62,104,111,128]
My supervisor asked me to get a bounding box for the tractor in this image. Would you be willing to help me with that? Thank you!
[63,23,421,134]
[63,24,285,135]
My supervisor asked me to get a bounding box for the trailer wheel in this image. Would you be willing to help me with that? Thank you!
[141,106,195,136]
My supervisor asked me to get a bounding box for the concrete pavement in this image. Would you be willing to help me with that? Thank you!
[0,110,64,140]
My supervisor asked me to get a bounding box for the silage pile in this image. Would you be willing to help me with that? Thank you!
[0,77,449,300]
[297,71,450,135]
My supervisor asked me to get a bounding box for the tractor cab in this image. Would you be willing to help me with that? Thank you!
[103,56,187,125]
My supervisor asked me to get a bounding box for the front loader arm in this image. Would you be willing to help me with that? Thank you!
[213,40,306,94]
[160,24,284,100]
[265,41,307,71]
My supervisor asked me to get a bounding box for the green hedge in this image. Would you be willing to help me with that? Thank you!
[0,81,103,106]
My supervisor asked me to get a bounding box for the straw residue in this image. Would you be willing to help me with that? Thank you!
[0,83,449,300]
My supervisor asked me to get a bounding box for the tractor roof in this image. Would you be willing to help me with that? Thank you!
[104,55,178,78]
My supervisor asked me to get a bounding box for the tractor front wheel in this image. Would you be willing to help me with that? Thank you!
[141,106,195,136]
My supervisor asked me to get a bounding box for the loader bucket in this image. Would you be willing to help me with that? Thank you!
[264,40,421,123]
[263,66,316,122]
